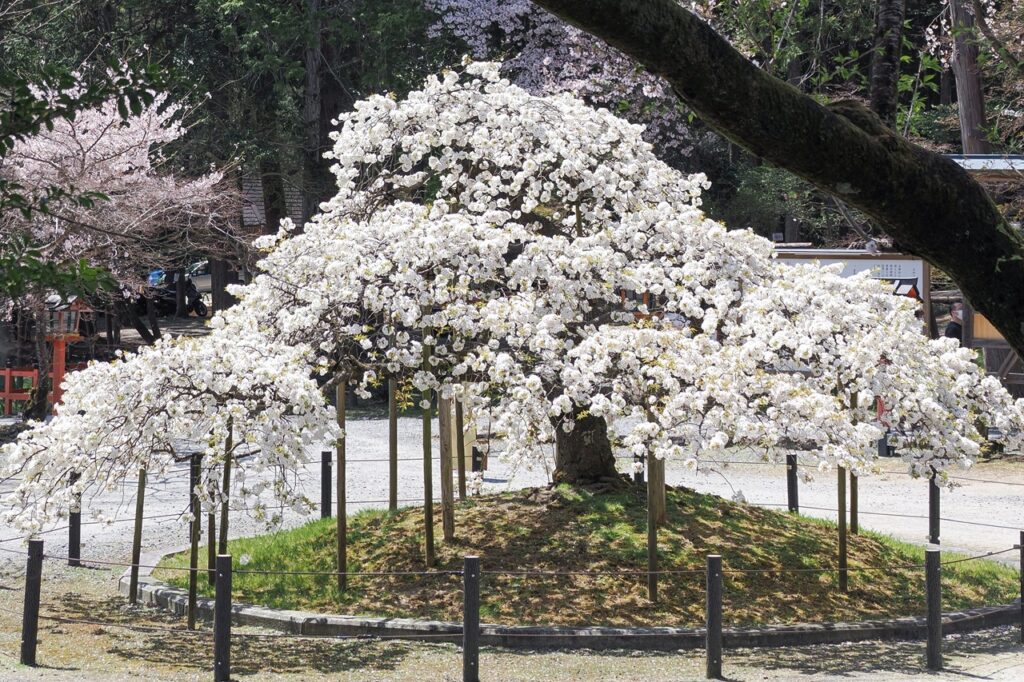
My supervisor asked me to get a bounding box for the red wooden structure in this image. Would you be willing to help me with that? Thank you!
[0,364,88,417]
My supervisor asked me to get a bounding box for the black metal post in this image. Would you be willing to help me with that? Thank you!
[786,453,799,513]
[926,548,942,670]
[320,450,332,519]
[929,474,940,545]
[68,472,81,567]
[706,554,722,679]
[838,468,848,592]
[463,556,480,682]
[20,539,43,666]
[214,554,232,682]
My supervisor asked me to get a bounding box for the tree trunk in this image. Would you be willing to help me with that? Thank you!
[950,0,991,153]
[869,0,906,126]
[174,269,187,318]
[301,0,323,225]
[145,297,161,340]
[25,312,50,420]
[209,259,238,313]
[531,0,1024,359]
[118,301,154,345]
[259,155,287,235]
[554,412,620,484]
[940,69,954,106]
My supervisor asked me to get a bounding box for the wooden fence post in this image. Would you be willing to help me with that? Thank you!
[20,539,43,666]
[389,378,399,512]
[463,555,480,682]
[926,548,942,670]
[838,467,848,592]
[929,473,940,545]
[129,467,146,604]
[214,554,232,682]
[68,472,81,567]
[320,450,332,519]
[705,554,722,679]
[188,452,201,630]
[786,454,799,513]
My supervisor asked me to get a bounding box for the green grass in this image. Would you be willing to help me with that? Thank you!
[155,485,1019,627]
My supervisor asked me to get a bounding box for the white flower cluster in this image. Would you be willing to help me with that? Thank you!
[3,62,1022,531]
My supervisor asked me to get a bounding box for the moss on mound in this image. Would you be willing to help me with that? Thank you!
[155,485,1017,627]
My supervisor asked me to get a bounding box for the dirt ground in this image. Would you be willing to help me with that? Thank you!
[0,562,1022,681]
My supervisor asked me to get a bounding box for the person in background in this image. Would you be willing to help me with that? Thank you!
[944,302,963,342]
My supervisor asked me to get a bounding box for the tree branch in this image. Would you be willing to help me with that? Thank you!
[531,0,1024,356]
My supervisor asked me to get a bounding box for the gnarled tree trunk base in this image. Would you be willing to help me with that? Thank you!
[554,413,625,490]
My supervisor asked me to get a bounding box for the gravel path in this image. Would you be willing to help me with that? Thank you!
[1,415,1023,679]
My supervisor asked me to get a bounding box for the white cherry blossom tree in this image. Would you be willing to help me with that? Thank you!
[2,62,1022,536]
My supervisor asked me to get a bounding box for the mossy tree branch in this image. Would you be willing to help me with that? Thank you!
[532,0,1024,356]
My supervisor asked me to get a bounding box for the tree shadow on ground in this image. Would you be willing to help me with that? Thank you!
[46,592,421,675]
[488,626,1022,679]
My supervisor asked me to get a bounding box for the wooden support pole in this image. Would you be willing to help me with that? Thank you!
[214,554,232,682]
[647,467,658,603]
[207,512,216,586]
[1018,530,1023,644]
[128,467,146,604]
[463,555,480,682]
[320,450,332,519]
[422,347,435,568]
[68,472,81,567]
[705,554,723,679]
[649,456,666,526]
[850,472,859,535]
[218,446,232,556]
[786,453,799,513]
[455,399,467,501]
[188,452,201,630]
[838,467,848,593]
[20,539,42,666]
[336,384,347,593]
[389,378,399,512]
[929,473,940,545]
[440,397,455,542]
[926,548,942,670]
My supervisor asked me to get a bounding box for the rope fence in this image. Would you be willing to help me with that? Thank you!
[5,538,1022,681]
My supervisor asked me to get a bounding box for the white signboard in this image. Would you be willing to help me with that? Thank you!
[774,248,927,301]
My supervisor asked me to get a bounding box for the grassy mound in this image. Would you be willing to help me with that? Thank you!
[155,486,1017,627]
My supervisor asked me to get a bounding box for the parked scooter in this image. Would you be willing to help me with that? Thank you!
[136,273,208,318]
